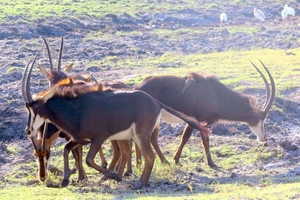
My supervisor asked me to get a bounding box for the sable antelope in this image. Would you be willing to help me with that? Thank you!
[135,61,275,167]
[35,36,134,184]
[30,36,102,183]
[22,56,208,189]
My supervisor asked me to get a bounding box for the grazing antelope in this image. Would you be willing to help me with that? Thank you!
[35,36,134,184]
[22,56,208,189]
[135,61,275,167]
[31,36,100,183]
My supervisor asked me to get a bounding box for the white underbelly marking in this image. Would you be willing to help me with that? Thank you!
[161,109,184,124]
[107,124,133,140]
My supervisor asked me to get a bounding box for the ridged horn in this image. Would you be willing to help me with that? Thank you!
[57,36,63,71]
[250,60,275,112]
[42,36,54,70]
[259,60,275,112]
[22,54,37,103]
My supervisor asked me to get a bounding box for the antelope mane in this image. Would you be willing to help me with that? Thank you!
[36,78,109,100]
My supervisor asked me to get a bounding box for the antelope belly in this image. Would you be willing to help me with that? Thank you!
[161,109,184,124]
[107,125,133,140]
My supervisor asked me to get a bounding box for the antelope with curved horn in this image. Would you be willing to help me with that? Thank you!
[29,36,101,183]
[135,61,275,167]
[22,55,208,188]
[37,37,138,184]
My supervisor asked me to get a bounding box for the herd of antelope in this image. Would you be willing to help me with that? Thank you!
[21,36,275,189]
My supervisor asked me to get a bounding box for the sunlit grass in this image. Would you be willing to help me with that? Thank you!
[103,48,300,92]
[0,0,294,23]
[1,136,299,199]
[1,0,300,199]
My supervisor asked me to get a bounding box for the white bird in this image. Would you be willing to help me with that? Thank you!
[285,4,295,17]
[220,12,227,22]
[220,12,227,27]
[253,8,266,22]
[281,7,288,20]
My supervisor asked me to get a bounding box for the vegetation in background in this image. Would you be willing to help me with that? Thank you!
[0,0,297,23]
[0,0,299,199]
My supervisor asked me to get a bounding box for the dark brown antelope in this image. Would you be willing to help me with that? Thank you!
[29,36,102,184]
[135,61,275,167]
[22,56,209,189]
[34,36,135,184]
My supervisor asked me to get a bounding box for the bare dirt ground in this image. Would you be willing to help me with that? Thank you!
[0,4,299,197]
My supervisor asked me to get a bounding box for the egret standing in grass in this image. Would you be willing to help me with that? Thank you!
[253,8,266,26]
[281,6,288,20]
[220,12,227,27]
[285,4,295,19]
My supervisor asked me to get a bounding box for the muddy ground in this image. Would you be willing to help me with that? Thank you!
[0,2,299,197]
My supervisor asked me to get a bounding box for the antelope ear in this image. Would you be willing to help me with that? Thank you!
[38,66,50,79]
[43,85,58,102]
[63,63,73,73]
[86,74,93,82]
[182,77,194,93]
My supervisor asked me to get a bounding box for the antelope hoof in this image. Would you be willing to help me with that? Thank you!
[208,161,218,168]
[77,175,88,182]
[174,157,181,166]
[70,168,77,175]
[133,181,149,190]
[133,181,143,190]
[174,160,182,166]
[162,159,170,165]
[124,169,132,177]
[60,179,69,187]
[77,177,88,184]
[106,172,122,182]
[101,162,108,169]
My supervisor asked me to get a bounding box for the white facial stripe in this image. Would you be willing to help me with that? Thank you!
[249,119,267,143]
[28,108,46,136]
[29,109,35,130]
[33,115,46,132]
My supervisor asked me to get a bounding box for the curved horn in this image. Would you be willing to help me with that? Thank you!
[22,58,33,103]
[57,36,63,71]
[250,61,270,109]
[24,54,38,103]
[42,36,54,70]
[259,60,275,112]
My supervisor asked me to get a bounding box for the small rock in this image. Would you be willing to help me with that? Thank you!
[248,133,257,140]
[86,66,102,72]
[195,167,203,172]
[279,140,298,151]
[230,173,237,178]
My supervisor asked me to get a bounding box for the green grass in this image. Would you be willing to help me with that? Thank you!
[2,0,300,199]
[1,136,299,199]
[0,0,296,23]
[93,48,300,92]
